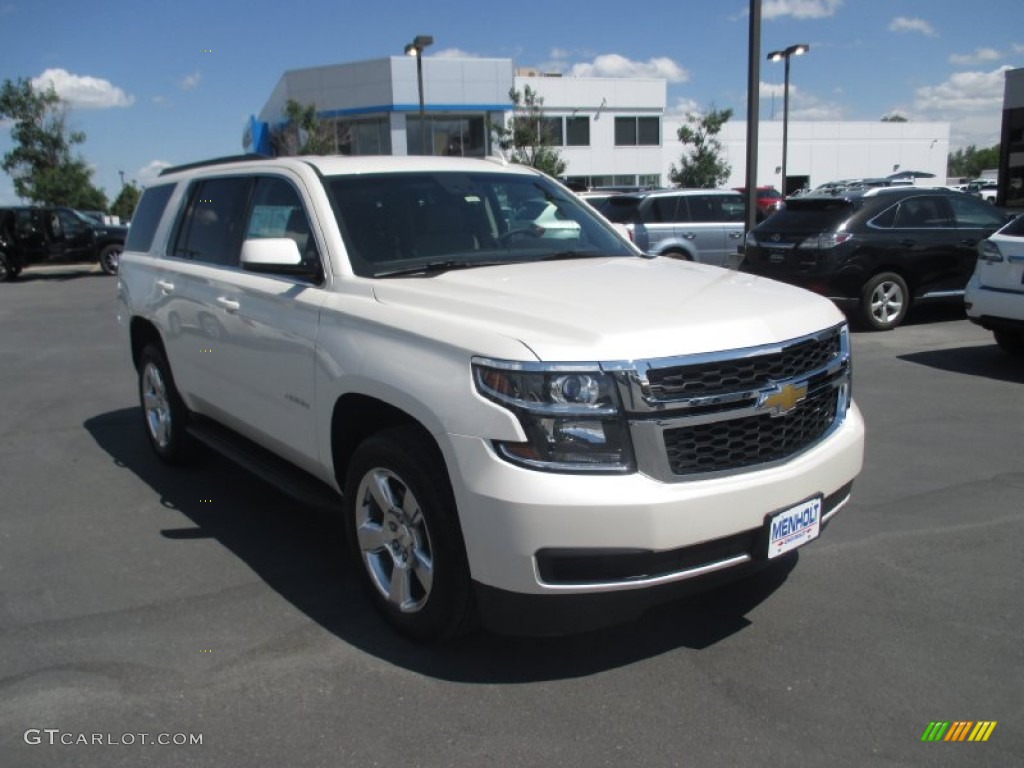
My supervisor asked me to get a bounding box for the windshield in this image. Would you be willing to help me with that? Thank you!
[325,171,636,277]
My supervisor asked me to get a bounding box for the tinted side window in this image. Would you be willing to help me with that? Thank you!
[684,195,722,223]
[645,197,678,223]
[893,196,952,229]
[246,176,322,279]
[125,184,175,253]
[172,177,252,265]
[947,194,1007,229]
[1000,213,1024,236]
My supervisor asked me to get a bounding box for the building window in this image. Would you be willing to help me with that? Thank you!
[407,115,486,157]
[615,116,660,146]
[565,117,590,146]
[539,117,563,146]
[334,118,391,156]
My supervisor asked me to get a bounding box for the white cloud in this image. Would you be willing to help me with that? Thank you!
[431,48,479,59]
[1013,43,1024,54]
[179,71,201,90]
[31,68,133,109]
[888,17,938,37]
[549,47,570,60]
[912,66,1011,148]
[763,0,842,20]
[949,48,1001,66]
[665,97,700,117]
[568,54,689,83]
[138,160,172,184]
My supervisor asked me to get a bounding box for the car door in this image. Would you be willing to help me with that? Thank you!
[677,194,730,265]
[886,194,962,296]
[638,195,681,253]
[947,193,1008,288]
[201,174,326,470]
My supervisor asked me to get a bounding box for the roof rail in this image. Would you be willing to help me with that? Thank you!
[159,153,270,176]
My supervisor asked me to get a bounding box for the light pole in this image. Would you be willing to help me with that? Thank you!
[767,43,809,197]
[404,34,434,155]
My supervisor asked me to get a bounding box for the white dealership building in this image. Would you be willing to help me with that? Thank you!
[250,55,950,193]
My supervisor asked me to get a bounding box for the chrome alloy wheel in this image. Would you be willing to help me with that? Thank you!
[141,361,172,449]
[869,279,905,326]
[354,468,435,613]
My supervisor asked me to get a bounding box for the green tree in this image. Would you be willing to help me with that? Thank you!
[110,181,141,222]
[491,86,567,178]
[948,143,1001,179]
[0,77,108,208]
[880,112,909,122]
[668,105,733,188]
[272,99,334,155]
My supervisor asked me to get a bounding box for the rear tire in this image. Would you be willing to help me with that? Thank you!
[99,243,121,275]
[859,272,909,331]
[993,329,1024,356]
[138,344,197,464]
[343,426,475,642]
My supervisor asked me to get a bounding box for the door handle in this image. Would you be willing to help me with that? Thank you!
[156,280,174,293]
[960,239,978,246]
[683,232,697,240]
[728,232,742,239]
[898,240,916,247]
[216,296,240,313]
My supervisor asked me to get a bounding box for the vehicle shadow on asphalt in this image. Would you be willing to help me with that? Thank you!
[843,302,967,333]
[85,407,796,682]
[898,343,1024,384]
[4,269,108,283]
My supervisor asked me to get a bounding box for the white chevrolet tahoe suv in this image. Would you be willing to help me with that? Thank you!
[118,155,864,641]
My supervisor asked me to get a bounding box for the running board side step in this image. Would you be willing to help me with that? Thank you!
[186,417,341,512]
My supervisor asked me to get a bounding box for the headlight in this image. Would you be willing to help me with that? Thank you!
[472,359,635,473]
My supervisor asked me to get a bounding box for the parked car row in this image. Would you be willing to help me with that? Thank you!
[740,187,1012,330]
[0,206,127,281]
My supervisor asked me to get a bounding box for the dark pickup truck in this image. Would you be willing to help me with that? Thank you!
[0,206,127,281]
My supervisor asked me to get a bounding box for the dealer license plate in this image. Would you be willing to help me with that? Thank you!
[767,497,822,559]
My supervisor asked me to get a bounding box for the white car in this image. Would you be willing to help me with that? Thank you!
[966,214,1024,354]
[118,155,863,641]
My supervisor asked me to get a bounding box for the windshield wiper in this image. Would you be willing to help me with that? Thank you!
[375,259,510,278]
[540,250,641,261]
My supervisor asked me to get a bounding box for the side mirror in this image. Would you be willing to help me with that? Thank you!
[240,237,317,278]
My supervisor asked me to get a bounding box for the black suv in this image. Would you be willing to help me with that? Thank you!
[741,187,1009,329]
[0,206,127,281]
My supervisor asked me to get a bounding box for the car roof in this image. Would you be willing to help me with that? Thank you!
[157,154,542,181]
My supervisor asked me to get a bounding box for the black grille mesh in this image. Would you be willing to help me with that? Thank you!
[647,331,840,399]
[663,387,839,476]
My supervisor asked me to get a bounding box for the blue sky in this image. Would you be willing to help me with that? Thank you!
[1,0,1021,206]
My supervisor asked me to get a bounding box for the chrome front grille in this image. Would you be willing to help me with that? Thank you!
[606,324,851,482]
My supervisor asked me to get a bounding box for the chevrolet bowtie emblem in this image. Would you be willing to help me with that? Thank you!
[759,381,808,416]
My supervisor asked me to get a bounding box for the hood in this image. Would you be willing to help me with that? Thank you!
[371,256,845,362]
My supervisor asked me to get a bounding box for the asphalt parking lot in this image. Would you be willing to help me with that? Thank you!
[1,265,1022,768]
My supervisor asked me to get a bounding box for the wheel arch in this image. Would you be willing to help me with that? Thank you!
[130,316,164,371]
[330,394,444,493]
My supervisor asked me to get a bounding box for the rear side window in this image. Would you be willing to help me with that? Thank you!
[125,184,175,253]
[172,177,253,266]
[600,196,644,224]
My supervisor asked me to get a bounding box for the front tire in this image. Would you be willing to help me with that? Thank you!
[993,329,1024,356]
[860,272,909,331]
[138,344,197,464]
[99,243,121,275]
[343,426,475,642]
[0,252,15,282]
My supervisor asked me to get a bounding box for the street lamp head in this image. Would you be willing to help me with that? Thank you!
[405,34,433,56]
[768,44,811,62]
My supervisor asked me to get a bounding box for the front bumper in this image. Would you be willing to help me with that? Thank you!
[445,401,864,608]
